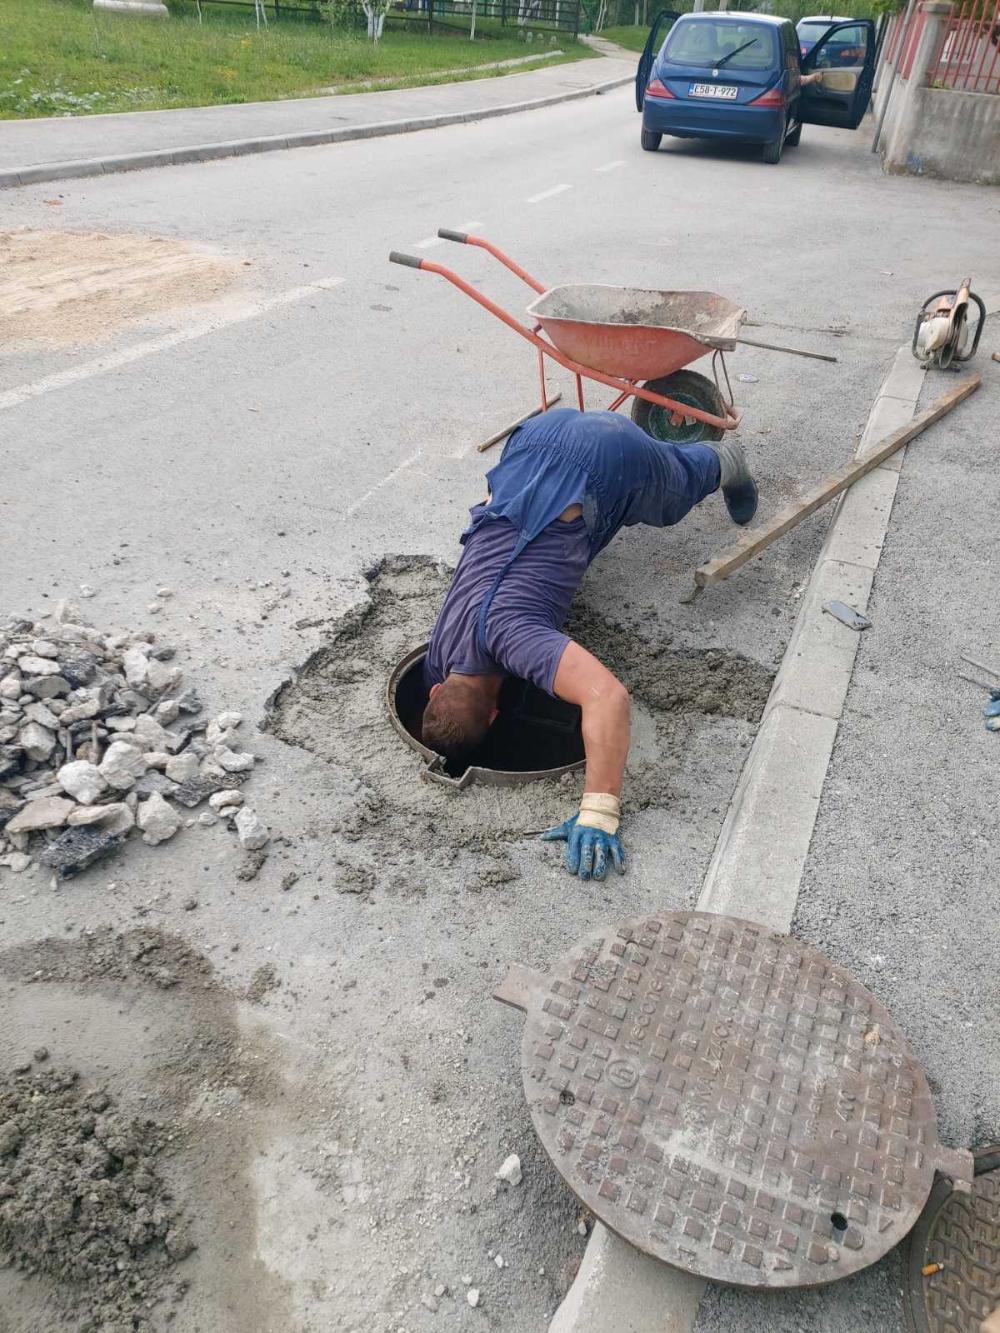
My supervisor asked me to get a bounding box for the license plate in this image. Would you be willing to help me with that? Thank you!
[689,83,738,99]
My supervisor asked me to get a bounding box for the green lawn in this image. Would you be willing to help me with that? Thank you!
[0,0,593,119]
[599,23,651,52]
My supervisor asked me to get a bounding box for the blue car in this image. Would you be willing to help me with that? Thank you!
[636,11,876,164]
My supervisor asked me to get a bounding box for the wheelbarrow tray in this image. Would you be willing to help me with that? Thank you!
[526,284,746,382]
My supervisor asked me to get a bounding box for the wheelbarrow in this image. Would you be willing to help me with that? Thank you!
[389,230,836,445]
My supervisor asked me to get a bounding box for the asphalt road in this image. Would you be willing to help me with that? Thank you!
[1,86,998,1333]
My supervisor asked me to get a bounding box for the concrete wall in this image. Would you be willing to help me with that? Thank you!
[876,0,1000,186]
[882,83,1000,184]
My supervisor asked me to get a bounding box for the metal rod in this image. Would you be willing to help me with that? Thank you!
[477,394,562,453]
[961,653,1000,680]
[735,337,838,364]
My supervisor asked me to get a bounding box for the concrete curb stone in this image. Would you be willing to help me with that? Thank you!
[547,343,926,1333]
[0,75,633,190]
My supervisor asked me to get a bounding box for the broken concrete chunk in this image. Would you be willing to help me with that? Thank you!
[154,699,179,724]
[215,747,254,774]
[0,675,22,700]
[208,789,243,812]
[164,752,199,783]
[206,720,237,748]
[216,711,242,731]
[234,807,268,850]
[0,851,31,873]
[39,825,126,879]
[57,760,108,805]
[67,801,132,834]
[132,714,172,752]
[31,640,59,659]
[16,722,56,763]
[134,771,178,798]
[175,687,202,715]
[495,1154,522,1186]
[22,701,60,730]
[99,741,148,790]
[122,646,150,689]
[24,675,70,700]
[143,751,170,771]
[146,659,181,694]
[137,791,181,846]
[6,795,76,834]
[17,656,61,677]
[54,698,100,726]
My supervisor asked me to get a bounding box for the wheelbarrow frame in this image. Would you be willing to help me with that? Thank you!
[389,230,742,435]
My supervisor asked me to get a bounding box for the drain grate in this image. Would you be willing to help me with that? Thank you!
[495,911,972,1289]
[904,1148,1000,1333]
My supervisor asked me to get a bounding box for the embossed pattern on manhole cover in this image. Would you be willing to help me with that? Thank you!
[904,1148,1000,1333]
[495,911,972,1289]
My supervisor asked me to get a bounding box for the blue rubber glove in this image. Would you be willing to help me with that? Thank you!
[541,814,626,881]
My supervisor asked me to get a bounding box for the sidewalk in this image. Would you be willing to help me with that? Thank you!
[694,345,1000,1333]
[0,54,634,188]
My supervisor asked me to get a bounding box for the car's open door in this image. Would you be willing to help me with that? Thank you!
[636,10,680,110]
[799,18,877,129]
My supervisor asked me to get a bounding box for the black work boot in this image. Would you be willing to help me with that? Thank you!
[707,438,758,526]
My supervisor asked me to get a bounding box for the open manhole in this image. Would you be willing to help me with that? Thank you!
[495,910,973,1289]
[387,644,585,789]
[903,1146,1000,1333]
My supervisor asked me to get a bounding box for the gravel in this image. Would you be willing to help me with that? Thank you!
[0,611,264,880]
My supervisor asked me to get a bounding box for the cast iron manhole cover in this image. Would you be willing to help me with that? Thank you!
[495,911,972,1288]
[904,1147,1000,1332]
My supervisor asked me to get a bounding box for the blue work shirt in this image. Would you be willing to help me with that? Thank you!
[426,408,720,696]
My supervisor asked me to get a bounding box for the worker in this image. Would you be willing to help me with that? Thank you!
[420,408,758,881]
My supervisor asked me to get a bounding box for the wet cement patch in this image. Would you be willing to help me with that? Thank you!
[267,556,773,885]
[0,929,291,1333]
[0,1064,190,1333]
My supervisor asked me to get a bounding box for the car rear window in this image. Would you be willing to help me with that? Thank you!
[661,20,779,71]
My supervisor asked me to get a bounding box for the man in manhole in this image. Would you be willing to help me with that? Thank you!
[420,407,757,880]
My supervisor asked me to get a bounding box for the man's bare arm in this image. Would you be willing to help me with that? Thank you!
[553,641,631,796]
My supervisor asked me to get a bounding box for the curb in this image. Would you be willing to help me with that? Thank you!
[0,74,632,190]
[548,343,927,1333]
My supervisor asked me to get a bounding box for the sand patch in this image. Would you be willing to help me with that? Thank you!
[0,229,235,347]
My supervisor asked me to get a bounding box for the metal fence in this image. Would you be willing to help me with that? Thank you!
[178,0,581,34]
[932,0,1000,92]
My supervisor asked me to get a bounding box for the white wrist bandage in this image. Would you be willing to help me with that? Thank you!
[577,792,621,836]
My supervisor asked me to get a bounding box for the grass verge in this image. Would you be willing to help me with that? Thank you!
[599,23,653,52]
[0,0,594,119]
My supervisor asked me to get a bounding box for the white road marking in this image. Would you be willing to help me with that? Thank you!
[594,159,625,173]
[415,219,484,249]
[345,448,423,517]
[526,184,571,204]
[0,276,345,413]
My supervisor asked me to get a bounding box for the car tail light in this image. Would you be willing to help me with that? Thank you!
[750,85,786,107]
[646,78,675,99]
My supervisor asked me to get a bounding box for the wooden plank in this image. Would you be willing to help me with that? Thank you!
[694,373,981,590]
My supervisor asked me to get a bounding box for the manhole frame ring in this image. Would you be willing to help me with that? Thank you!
[902,1144,1000,1333]
[386,643,586,791]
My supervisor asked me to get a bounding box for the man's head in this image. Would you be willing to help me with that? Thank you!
[421,674,500,767]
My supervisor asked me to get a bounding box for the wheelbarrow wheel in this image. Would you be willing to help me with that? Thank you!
[631,370,727,445]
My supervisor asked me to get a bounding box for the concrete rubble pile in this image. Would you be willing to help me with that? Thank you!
[0,604,268,880]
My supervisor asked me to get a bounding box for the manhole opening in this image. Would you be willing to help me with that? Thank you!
[831,1212,848,1233]
[391,648,584,783]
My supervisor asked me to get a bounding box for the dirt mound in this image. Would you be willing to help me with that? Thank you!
[0,1064,192,1333]
[0,229,235,347]
[266,556,773,889]
[0,927,214,992]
